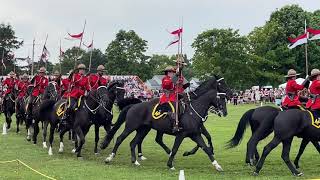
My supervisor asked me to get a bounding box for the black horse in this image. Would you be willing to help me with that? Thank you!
[254,109,320,176]
[15,94,28,133]
[71,81,126,158]
[26,82,59,145]
[227,106,320,168]
[39,81,124,156]
[103,76,231,171]
[100,76,232,159]
[2,88,17,135]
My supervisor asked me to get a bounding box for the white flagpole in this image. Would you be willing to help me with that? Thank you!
[88,32,94,72]
[1,50,4,76]
[59,38,62,74]
[305,19,308,75]
[31,38,35,76]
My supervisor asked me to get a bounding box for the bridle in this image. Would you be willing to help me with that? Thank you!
[84,86,113,115]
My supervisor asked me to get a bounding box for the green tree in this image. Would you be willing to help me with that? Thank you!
[192,28,252,89]
[105,30,152,80]
[60,47,85,74]
[0,23,23,74]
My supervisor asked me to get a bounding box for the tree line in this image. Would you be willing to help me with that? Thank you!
[1,5,319,90]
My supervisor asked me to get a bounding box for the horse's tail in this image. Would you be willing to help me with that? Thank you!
[39,99,55,119]
[226,108,255,149]
[100,104,134,149]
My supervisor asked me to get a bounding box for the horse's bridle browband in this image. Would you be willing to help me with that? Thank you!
[217,78,224,82]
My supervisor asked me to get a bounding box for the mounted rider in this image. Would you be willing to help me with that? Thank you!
[49,70,61,99]
[2,71,19,97]
[61,70,72,99]
[282,69,309,110]
[160,56,189,132]
[88,65,108,90]
[17,73,30,100]
[62,64,90,121]
[1,71,19,112]
[306,69,320,112]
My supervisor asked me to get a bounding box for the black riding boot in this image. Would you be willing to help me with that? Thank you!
[168,112,182,133]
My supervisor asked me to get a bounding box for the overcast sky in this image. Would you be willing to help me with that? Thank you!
[1,0,320,65]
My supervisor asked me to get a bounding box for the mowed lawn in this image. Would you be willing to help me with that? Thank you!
[0,104,319,180]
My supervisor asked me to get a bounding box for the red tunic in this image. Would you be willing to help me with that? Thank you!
[61,78,70,98]
[306,80,320,110]
[3,78,18,95]
[69,73,89,98]
[17,81,30,98]
[88,74,108,90]
[282,79,304,107]
[160,75,176,104]
[31,75,48,97]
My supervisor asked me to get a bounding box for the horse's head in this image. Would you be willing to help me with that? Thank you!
[45,82,58,100]
[215,75,233,100]
[107,81,125,101]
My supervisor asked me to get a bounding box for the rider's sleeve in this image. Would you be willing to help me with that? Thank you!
[292,81,304,90]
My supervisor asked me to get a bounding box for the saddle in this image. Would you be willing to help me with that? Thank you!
[56,96,83,117]
[152,100,186,120]
[306,110,320,129]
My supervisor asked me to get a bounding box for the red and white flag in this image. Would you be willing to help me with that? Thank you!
[307,28,320,41]
[40,45,50,62]
[167,28,183,48]
[83,41,93,49]
[288,33,308,49]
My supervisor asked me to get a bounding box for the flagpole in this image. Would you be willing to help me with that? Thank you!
[31,38,35,76]
[44,34,48,71]
[75,20,86,69]
[305,19,308,75]
[88,32,94,72]
[59,38,62,73]
[180,17,183,55]
[1,50,4,76]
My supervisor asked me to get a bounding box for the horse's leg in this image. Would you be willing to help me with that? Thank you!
[32,120,39,144]
[294,139,309,169]
[311,140,320,153]
[42,120,49,148]
[190,134,223,171]
[16,114,20,133]
[183,124,213,156]
[247,127,273,166]
[155,131,171,155]
[167,134,184,170]
[59,126,69,153]
[105,128,135,163]
[130,127,151,165]
[254,137,281,175]
[48,124,55,156]
[281,137,302,176]
[74,126,85,159]
[94,124,100,155]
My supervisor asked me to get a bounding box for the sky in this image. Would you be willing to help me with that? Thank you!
[1,0,320,66]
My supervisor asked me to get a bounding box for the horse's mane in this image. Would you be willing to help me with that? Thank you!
[192,75,217,97]
[117,98,142,110]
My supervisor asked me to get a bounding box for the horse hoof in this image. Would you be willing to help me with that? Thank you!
[212,160,223,172]
[294,172,303,177]
[133,160,140,166]
[105,157,112,163]
[77,157,83,161]
[252,172,259,176]
[42,142,47,149]
[169,167,175,171]
[58,148,64,153]
[26,138,31,141]
[2,132,7,135]
[95,153,99,156]
[139,156,147,161]
[71,149,76,153]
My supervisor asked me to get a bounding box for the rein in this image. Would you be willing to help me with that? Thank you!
[83,86,113,115]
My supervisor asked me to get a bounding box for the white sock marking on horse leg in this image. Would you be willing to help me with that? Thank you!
[138,153,147,160]
[212,160,223,171]
[2,122,7,135]
[105,153,115,162]
[42,142,47,148]
[71,148,76,153]
[59,142,64,152]
[48,146,53,156]
[134,160,140,166]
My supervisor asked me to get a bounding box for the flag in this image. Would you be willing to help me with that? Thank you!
[40,45,50,62]
[83,41,93,49]
[307,28,320,41]
[15,56,31,65]
[288,33,308,49]
[66,32,83,40]
[167,28,183,48]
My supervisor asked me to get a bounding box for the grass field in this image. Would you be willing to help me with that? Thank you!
[0,104,319,180]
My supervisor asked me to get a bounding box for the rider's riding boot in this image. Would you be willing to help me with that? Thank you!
[168,112,182,133]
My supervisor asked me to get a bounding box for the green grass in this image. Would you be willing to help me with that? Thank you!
[0,104,319,180]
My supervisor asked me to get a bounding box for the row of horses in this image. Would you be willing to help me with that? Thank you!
[1,76,318,176]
